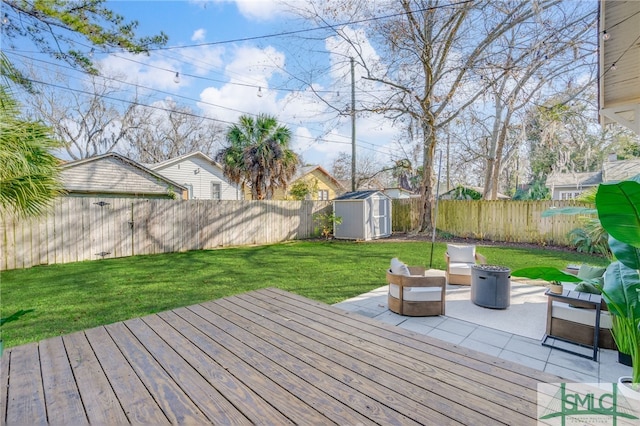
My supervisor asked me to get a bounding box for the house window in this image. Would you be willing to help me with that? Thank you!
[211,182,221,200]
[184,184,194,199]
[559,191,581,200]
[318,189,329,200]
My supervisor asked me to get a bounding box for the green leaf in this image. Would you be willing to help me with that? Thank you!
[609,236,640,270]
[601,261,640,319]
[596,181,640,248]
[511,267,582,283]
[541,207,596,218]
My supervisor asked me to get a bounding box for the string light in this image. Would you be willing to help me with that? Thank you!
[611,63,617,71]
[2,13,8,24]
[257,86,263,97]
[173,72,180,84]
[602,31,610,41]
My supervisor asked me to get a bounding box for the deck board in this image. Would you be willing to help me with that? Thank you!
[63,331,129,425]
[39,337,87,425]
[1,288,562,425]
[4,343,47,425]
[83,326,169,425]
[233,289,541,424]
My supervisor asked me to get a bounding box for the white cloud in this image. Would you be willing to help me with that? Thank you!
[197,45,286,122]
[97,44,226,93]
[191,28,206,42]
[201,0,291,21]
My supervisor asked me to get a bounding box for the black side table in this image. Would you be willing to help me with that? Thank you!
[542,288,602,361]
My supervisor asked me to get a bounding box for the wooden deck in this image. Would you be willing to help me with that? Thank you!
[1,288,561,425]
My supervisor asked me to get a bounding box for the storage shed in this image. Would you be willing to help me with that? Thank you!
[333,190,392,240]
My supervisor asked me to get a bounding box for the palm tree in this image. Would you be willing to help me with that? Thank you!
[0,85,64,217]
[217,114,299,200]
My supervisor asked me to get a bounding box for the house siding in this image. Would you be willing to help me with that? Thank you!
[62,156,181,198]
[271,168,343,200]
[153,155,242,200]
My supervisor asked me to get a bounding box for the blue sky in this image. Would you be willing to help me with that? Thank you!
[90,0,398,170]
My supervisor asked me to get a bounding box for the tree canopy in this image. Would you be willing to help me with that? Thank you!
[1,0,167,81]
[0,85,64,217]
[292,0,597,230]
[216,114,299,200]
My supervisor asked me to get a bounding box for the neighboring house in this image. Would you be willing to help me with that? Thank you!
[545,156,640,200]
[271,165,345,201]
[148,151,243,200]
[383,187,415,199]
[61,152,186,199]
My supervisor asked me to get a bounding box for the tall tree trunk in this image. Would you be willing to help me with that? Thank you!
[419,119,436,233]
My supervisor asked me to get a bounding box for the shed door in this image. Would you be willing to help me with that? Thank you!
[371,196,390,237]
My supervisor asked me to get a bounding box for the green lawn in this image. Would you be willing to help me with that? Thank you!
[1,239,607,348]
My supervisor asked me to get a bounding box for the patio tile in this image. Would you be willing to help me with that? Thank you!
[544,363,598,383]
[427,328,466,345]
[498,349,547,371]
[600,362,633,384]
[504,336,551,362]
[399,321,435,335]
[466,327,512,349]
[336,287,626,385]
[370,310,407,325]
[434,317,476,337]
[417,315,447,327]
[460,337,502,357]
[546,350,599,378]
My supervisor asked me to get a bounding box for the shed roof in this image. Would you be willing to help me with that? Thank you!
[334,190,386,200]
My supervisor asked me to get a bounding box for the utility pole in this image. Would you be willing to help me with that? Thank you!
[351,57,356,192]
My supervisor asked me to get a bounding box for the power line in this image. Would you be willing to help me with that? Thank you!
[141,0,475,52]
[19,74,396,159]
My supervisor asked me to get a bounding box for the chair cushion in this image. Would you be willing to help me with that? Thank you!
[577,265,606,285]
[449,262,473,275]
[575,282,601,295]
[389,284,441,302]
[447,244,476,263]
[552,301,612,329]
[390,258,410,276]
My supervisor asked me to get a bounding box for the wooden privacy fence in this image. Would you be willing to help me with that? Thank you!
[1,197,331,271]
[392,198,592,245]
[3,197,591,270]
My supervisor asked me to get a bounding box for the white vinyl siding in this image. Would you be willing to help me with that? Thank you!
[151,154,242,200]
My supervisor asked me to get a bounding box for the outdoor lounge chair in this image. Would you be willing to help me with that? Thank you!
[387,258,446,316]
[445,244,486,285]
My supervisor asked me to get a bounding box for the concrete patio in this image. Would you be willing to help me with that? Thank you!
[333,279,632,384]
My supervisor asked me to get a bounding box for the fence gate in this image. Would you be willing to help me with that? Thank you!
[88,198,134,261]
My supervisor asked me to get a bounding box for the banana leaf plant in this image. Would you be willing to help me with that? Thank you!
[595,179,640,387]
[510,267,583,285]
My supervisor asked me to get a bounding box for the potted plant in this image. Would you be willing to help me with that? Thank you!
[593,178,640,391]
